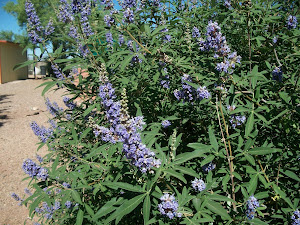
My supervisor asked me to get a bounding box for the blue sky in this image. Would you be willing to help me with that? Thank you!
[0,0,23,34]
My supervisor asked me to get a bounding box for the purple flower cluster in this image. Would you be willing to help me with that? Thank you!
[35,201,60,219]
[291,209,300,225]
[227,105,246,129]
[11,193,21,201]
[192,26,200,38]
[160,67,170,89]
[224,0,232,9]
[123,8,134,23]
[152,0,161,7]
[51,63,65,80]
[24,188,32,196]
[36,154,43,163]
[272,36,278,44]
[160,75,170,88]
[101,0,114,9]
[45,98,63,117]
[93,83,161,173]
[63,97,76,110]
[199,21,241,74]
[161,120,171,128]
[272,67,283,82]
[106,32,114,46]
[158,193,182,219]
[246,195,259,220]
[104,15,115,27]
[45,19,55,36]
[163,34,172,43]
[58,0,74,23]
[78,0,94,37]
[63,182,71,188]
[69,25,78,39]
[30,121,53,143]
[174,74,211,103]
[25,0,43,44]
[22,159,48,180]
[68,25,90,57]
[118,35,125,46]
[202,161,216,172]
[191,178,206,192]
[65,200,73,209]
[122,0,137,9]
[127,40,143,64]
[287,15,298,30]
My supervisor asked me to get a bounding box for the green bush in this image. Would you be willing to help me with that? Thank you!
[13,0,299,224]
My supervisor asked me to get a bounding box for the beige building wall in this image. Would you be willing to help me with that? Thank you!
[0,41,28,84]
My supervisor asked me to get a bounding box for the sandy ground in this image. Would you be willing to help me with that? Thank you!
[0,79,65,225]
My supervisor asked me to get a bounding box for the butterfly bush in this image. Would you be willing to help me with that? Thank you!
[14,0,299,224]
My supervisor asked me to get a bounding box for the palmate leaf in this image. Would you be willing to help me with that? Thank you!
[105,193,146,224]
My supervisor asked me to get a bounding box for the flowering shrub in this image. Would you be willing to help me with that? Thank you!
[13,0,299,224]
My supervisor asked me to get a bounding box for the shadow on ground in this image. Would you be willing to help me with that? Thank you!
[0,94,13,127]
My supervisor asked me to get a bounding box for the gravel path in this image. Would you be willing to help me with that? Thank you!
[0,79,65,225]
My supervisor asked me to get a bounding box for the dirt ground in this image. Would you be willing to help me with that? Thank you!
[0,79,65,225]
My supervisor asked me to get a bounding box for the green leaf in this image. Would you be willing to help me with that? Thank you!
[205,200,231,220]
[72,190,83,204]
[94,197,122,219]
[281,170,300,182]
[248,175,258,194]
[165,169,187,183]
[76,209,84,225]
[175,166,198,177]
[41,81,56,96]
[200,155,215,166]
[171,149,208,165]
[104,182,145,193]
[251,218,268,225]
[279,92,291,104]
[105,194,146,224]
[13,60,35,71]
[143,194,151,224]
[248,147,281,155]
[187,143,211,152]
[83,104,96,117]
[120,55,134,71]
[85,204,94,216]
[207,193,235,202]
[208,127,218,151]
[245,111,254,137]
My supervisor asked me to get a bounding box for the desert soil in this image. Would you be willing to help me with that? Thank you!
[0,79,65,225]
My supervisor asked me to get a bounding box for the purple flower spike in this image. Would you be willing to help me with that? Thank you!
[287,15,298,30]
[191,178,206,192]
[161,120,171,128]
[158,193,181,219]
[246,195,259,220]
